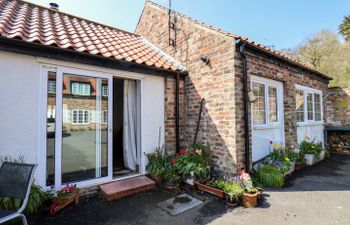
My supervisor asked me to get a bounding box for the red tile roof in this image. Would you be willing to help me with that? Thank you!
[145,1,332,80]
[0,0,184,72]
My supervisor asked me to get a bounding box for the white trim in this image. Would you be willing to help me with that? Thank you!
[295,84,324,126]
[55,67,63,190]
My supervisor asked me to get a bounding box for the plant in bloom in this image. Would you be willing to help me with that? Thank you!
[57,184,77,197]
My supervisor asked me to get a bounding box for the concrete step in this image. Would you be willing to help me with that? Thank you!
[100,176,155,201]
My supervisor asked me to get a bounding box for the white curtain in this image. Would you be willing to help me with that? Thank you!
[123,80,138,171]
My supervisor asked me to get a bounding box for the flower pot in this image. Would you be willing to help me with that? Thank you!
[304,154,317,165]
[242,192,259,208]
[52,189,80,206]
[149,174,164,185]
[195,182,225,198]
[318,150,325,161]
[295,162,306,171]
[225,194,240,208]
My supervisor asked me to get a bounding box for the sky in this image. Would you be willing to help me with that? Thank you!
[26,0,350,50]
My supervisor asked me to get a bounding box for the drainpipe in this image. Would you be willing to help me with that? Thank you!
[238,42,250,172]
[175,72,180,154]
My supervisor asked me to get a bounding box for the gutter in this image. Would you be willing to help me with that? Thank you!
[238,42,251,172]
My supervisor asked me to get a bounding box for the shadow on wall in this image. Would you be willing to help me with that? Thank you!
[327,87,350,127]
[179,76,241,177]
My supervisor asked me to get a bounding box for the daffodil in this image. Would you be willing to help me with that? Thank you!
[273,143,278,149]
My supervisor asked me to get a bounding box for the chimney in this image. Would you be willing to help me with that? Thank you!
[49,2,59,11]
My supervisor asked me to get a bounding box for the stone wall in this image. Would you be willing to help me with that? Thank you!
[327,87,350,127]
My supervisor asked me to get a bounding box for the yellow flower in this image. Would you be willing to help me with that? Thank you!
[280,145,285,150]
[285,157,290,162]
[304,135,310,140]
[273,143,278,149]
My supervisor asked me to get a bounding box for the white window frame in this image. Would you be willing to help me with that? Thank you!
[71,82,91,96]
[72,109,90,125]
[102,85,108,97]
[251,76,283,129]
[48,80,56,94]
[295,84,323,126]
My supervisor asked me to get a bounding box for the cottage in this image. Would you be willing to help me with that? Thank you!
[0,0,186,191]
[136,1,332,175]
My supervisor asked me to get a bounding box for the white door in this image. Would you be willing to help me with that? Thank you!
[45,66,113,189]
[251,76,284,162]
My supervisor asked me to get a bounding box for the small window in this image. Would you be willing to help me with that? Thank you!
[102,85,108,96]
[268,87,278,122]
[307,93,313,120]
[72,110,89,124]
[296,89,304,122]
[102,110,108,124]
[314,94,321,121]
[252,83,266,125]
[48,80,56,94]
[71,82,90,96]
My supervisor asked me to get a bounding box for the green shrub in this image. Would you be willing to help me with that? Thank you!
[145,146,168,176]
[256,165,285,188]
[299,138,323,159]
[0,184,51,215]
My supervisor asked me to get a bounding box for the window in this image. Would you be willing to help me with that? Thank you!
[252,83,266,125]
[102,85,108,97]
[72,110,89,124]
[268,87,278,122]
[102,110,108,124]
[295,85,323,123]
[306,93,314,120]
[71,82,90,95]
[295,89,304,122]
[314,94,321,121]
[48,80,56,94]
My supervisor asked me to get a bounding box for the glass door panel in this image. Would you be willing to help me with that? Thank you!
[61,73,108,183]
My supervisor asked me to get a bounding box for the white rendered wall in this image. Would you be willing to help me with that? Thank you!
[0,51,41,167]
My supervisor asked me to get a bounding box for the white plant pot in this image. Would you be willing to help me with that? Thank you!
[318,150,325,162]
[304,154,317,166]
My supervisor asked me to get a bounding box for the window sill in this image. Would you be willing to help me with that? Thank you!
[297,121,324,127]
[253,124,283,130]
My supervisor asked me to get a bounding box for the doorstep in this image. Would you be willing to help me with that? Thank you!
[100,176,156,201]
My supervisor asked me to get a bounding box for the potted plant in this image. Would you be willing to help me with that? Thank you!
[222,181,244,207]
[241,169,260,208]
[299,137,323,165]
[195,179,225,198]
[145,146,167,185]
[175,144,210,185]
[163,157,181,191]
[50,184,80,215]
[256,165,284,188]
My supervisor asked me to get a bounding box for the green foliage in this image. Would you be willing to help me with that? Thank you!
[145,146,168,176]
[299,138,323,159]
[173,144,210,180]
[222,181,244,202]
[0,184,51,215]
[256,165,285,188]
[282,30,350,88]
[339,16,350,41]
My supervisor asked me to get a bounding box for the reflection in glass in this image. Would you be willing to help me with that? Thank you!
[46,71,56,186]
[62,74,108,183]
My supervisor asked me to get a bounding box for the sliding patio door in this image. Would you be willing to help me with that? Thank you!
[46,67,113,188]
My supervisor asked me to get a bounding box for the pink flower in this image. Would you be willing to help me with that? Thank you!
[180,149,187,155]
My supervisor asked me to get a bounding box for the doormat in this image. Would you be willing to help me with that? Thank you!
[157,193,203,216]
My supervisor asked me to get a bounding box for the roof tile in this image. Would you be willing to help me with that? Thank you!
[0,0,183,72]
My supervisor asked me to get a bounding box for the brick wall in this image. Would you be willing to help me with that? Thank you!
[137,2,329,175]
[327,87,350,127]
[137,2,238,175]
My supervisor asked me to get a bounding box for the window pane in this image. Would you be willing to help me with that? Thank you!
[307,93,313,120]
[46,71,56,186]
[314,93,321,121]
[252,83,266,125]
[268,87,278,122]
[295,89,304,122]
[62,74,108,183]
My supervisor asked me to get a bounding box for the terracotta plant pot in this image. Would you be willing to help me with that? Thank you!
[242,192,259,208]
[149,174,164,185]
[294,162,306,171]
[195,182,225,198]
